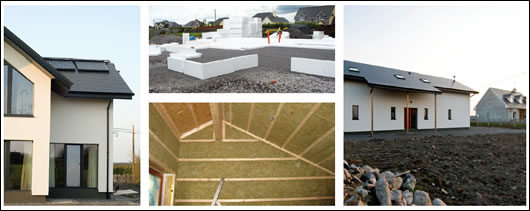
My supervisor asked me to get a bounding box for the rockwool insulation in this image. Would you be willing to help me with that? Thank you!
[149,103,335,206]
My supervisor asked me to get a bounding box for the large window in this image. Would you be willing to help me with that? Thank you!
[391,107,396,120]
[49,144,98,188]
[4,140,33,190]
[352,105,359,120]
[4,62,34,116]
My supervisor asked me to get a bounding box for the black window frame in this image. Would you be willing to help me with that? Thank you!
[4,61,35,117]
[391,107,396,120]
[448,109,452,120]
[4,140,33,191]
[352,105,359,120]
[424,108,429,120]
[50,143,98,189]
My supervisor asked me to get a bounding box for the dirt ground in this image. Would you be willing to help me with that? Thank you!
[149,47,335,93]
[344,133,527,205]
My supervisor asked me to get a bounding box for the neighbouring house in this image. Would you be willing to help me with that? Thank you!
[154,20,180,30]
[474,88,526,122]
[294,5,335,25]
[183,19,202,28]
[3,27,134,203]
[344,60,478,134]
[252,12,289,24]
[149,103,335,206]
[208,17,228,26]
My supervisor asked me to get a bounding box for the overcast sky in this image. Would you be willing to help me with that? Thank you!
[345,5,529,115]
[149,5,308,25]
[4,6,141,163]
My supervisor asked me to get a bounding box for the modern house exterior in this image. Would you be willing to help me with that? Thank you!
[344,60,478,134]
[474,88,526,122]
[294,5,335,25]
[3,27,134,203]
[252,12,289,24]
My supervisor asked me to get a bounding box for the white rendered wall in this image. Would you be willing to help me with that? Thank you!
[344,81,372,132]
[436,92,471,129]
[4,41,54,196]
[50,92,114,193]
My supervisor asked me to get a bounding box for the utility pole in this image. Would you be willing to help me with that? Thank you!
[214,9,216,22]
[132,124,135,183]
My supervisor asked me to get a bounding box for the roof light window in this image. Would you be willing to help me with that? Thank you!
[394,74,406,80]
[349,67,360,72]
[420,78,431,83]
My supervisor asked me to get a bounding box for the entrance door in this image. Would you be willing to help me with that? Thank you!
[404,108,418,129]
[66,145,81,187]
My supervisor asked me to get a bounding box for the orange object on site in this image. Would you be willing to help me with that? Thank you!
[278,31,281,43]
[267,31,270,44]
[271,80,277,85]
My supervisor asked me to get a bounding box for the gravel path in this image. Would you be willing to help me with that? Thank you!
[149,47,335,93]
[345,127,525,142]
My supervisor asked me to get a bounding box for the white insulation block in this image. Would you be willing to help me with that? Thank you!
[291,57,335,78]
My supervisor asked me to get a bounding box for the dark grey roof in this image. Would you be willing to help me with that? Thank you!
[184,19,201,27]
[252,12,289,23]
[344,60,478,94]
[489,88,526,109]
[215,17,228,25]
[294,5,334,20]
[45,57,134,99]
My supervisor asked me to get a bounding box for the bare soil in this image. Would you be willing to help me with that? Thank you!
[344,133,527,205]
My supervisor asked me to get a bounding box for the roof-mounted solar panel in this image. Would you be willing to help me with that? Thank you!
[46,59,75,71]
[75,61,109,72]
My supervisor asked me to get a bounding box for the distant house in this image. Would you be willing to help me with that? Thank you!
[474,88,527,122]
[294,5,335,25]
[252,12,289,24]
[154,20,180,30]
[183,19,202,28]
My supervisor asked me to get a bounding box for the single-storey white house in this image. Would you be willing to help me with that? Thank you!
[344,60,478,135]
[474,88,526,122]
[3,27,134,203]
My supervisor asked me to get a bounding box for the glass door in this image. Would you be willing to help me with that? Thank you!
[66,145,81,187]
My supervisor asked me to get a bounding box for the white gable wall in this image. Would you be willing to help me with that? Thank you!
[50,92,114,193]
[475,89,507,122]
[436,92,471,128]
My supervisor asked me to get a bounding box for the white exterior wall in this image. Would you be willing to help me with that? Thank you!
[50,92,113,193]
[344,80,471,132]
[475,89,508,122]
[4,41,53,196]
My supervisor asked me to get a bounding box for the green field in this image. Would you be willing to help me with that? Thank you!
[471,121,526,129]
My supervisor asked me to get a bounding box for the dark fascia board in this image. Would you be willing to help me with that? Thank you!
[4,27,73,89]
[65,91,134,100]
[436,87,479,95]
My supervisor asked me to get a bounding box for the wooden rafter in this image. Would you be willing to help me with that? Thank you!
[152,103,182,138]
[224,121,334,175]
[180,120,213,140]
[317,153,335,165]
[281,103,321,148]
[264,103,284,140]
[299,127,334,157]
[176,176,334,182]
[177,157,298,162]
[175,196,334,203]
[247,103,255,131]
[210,103,223,141]
[187,103,199,128]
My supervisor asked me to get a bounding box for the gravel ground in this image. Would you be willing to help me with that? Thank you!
[149,47,335,93]
[344,132,526,205]
[345,126,526,142]
[150,34,182,45]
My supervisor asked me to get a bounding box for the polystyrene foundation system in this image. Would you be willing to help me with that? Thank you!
[168,54,258,80]
[291,57,335,78]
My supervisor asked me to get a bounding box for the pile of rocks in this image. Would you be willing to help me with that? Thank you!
[344,160,446,206]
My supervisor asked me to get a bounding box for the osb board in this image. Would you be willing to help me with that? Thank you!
[182,125,213,140]
[230,103,251,130]
[174,200,334,206]
[301,132,334,164]
[266,103,315,146]
[225,123,254,139]
[190,103,212,125]
[178,141,292,159]
[150,104,180,155]
[175,180,334,199]
[283,105,335,154]
[177,160,332,178]
[149,133,179,173]
[163,103,196,134]
[247,103,280,138]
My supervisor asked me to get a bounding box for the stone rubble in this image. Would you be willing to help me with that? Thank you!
[344,160,447,206]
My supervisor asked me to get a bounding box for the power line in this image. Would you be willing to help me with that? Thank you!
[475,72,528,88]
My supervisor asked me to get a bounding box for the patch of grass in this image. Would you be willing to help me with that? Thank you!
[471,121,526,129]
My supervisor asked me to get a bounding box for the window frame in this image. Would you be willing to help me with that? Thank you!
[424,108,429,120]
[352,105,359,120]
[4,140,33,191]
[391,107,396,120]
[49,143,98,189]
[4,61,35,117]
[448,109,452,120]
